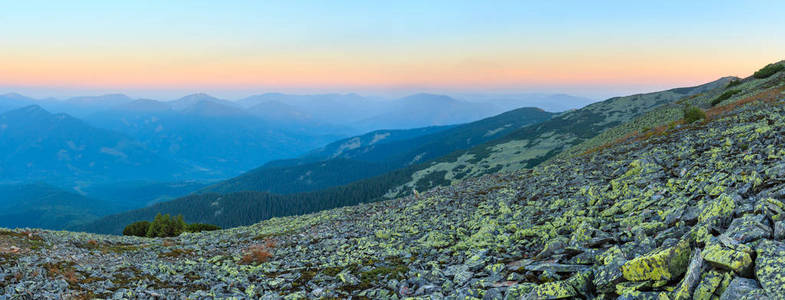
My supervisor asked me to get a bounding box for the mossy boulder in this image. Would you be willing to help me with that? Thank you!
[701,238,753,275]
[526,280,577,299]
[593,261,625,293]
[755,239,785,297]
[692,270,731,300]
[699,194,736,224]
[621,239,691,281]
[721,214,772,243]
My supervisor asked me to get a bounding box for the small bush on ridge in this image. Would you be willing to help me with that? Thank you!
[711,89,741,106]
[683,105,706,123]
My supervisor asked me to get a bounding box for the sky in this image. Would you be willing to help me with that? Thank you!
[1,0,784,100]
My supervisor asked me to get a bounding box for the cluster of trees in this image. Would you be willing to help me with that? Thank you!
[753,63,784,79]
[122,213,220,237]
[88,164,421,235]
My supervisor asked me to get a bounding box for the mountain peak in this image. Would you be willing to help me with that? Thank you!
[177,93,219,101]
[16,104,49,115]
[0,92,28,99]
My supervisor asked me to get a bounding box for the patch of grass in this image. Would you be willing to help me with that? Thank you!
[158,248,195,258]
[360,265,409,282]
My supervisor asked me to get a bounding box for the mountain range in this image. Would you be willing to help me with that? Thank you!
[78,72,743,234]
[0,91,590,231]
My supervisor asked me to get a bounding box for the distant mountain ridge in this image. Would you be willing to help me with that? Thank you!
[81,76,740,234]
[0,105,181,184]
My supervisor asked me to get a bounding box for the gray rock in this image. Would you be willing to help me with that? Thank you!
[719,277,768,300]
[524,262,590,273]
[453,270,473,287]
[774,221,785,240]
[721,214,772,243]
[755,239,785,297]
[672,249,704,298]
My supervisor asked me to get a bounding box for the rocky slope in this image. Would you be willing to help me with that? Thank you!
[2,65,785,298]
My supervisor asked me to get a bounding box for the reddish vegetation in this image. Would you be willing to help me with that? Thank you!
[582,85,785,157]
[705,86,785,119]
[240,239,275,265]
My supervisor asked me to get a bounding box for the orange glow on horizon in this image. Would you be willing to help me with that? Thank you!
[0,49,777,92]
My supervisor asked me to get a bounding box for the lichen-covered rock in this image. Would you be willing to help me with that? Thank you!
[621,239,691,281]
[692,270,730,300]
[672,249,704,300]
[616,290,669,300]
[525,280,577,300]
[504,282,536,300]
[755,239,785,297]
[699,194,736,224]
[701,238,753,275]
[718,277,768,300]
[721,214,772,243]
[593,261,624,293]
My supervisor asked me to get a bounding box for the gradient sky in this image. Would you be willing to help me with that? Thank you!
[1,0,784,99]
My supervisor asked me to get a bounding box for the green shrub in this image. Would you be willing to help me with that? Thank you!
[711,89,741,106]
[145,213,186,238]
[122,221,150,237]
[726,78,742,88]
[753,63,785,79]
[186,223,221,233]
[683,105,706,123]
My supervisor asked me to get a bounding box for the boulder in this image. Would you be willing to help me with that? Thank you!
[592,261,624,293]
[672,249,705,300]
[755,239,785,297]
[720,214,772,243]
[692,270,731,300]
[524,280,576,300]
[701,238,753,275]
[774,221,785,240]
[621,239,691,281]
[523,262,589,273]
[718,277,768,300]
